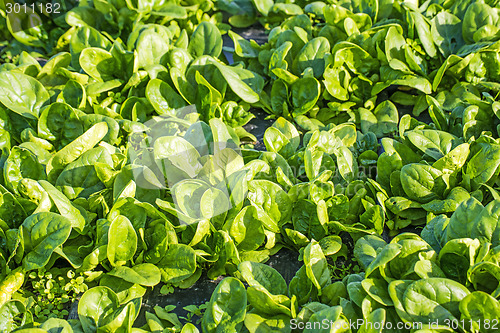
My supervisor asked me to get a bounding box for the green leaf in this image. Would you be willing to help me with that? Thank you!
[466,143,500,189]
[188,22,222,58]
[238,261,287,295]
[0,71,49,119]
[411,11,437,58]
[289,266,313,305]
[38,180,86,232]
[385,26,411,73]
[46,122,109,181]
[41,318,73,333]
[244,311,291,333]
[80,47,120,82]
[209,60,260,104]
[431,11,464,58]
[78,286,119,333]
[304,306,344,333]
[55,146,113,200]
[439,238,480,284]
[158,244,196,283]
[293,37,330,77]
[108,264,161,287]
[0,300,29,332]
[304,240,330,295]
[252,0,273,16]
[361,278,393,306]
[463,2,499,43]
[365,243,401,277]
[4,147,46,195]
[334,146,358,183]
[21,212,72,271]
[401,278,470,326]
[38,102,84,149]
[154,136,202,182]
[99,274,146,305]
[334,42,379,76]
[202,277,247,333]
[229,31,260,58]
[135,29,170,68]
[107,215,137,266]
[354,235,387,270]
[291,76,320,117]
[146,79,187,116]
[247,179,291,230]
[460,291,500,332]
[359,101,399,138]
[226,205,266,251]
[405,129,461,161]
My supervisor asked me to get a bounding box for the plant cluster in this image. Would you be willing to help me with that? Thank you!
[0,0,500,333]
[25,268,87,323]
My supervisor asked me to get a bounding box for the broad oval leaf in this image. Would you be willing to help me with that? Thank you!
[21,212,72,271]
[157,244,197,283]
[0,71,49,119]
[188,22,222,58]
[107,215,137,266]
[108,263,161,287]
[78,286,119,333]
[201,277,247,333]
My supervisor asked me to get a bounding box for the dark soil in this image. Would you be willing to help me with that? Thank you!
[222,25,268,64]
[243,109,274,150]
[133,247,302,328]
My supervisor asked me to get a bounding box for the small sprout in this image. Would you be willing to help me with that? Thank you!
[46,280,53,290]
[160,284,174,295]
[164,305,176,312]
